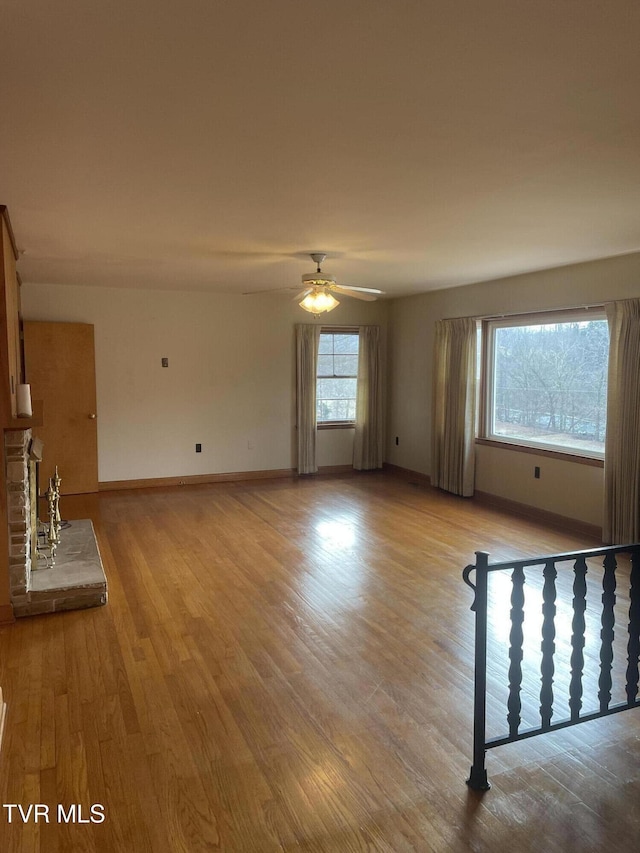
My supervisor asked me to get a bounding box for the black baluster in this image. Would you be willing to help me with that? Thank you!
[626,549,640,706]
[599,553,617,712]
[465,551,491,790]
[569,556,588,722]
[540,560,557,729]
[508,566,525,737]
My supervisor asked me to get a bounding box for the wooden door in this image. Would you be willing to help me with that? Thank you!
[23,322,98,494]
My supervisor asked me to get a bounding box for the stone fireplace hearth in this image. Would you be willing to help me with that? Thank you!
[4,428,107,617]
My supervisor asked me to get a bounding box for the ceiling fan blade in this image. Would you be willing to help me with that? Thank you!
[335,285,385,295]
[332,286,378,302]
[242,287,298,295]
[293,288,313,301]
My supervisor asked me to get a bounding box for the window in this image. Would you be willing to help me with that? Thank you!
[317,330,359,425]
[480,310,609,458]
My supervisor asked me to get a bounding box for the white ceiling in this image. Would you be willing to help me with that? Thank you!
[2,0,640,297]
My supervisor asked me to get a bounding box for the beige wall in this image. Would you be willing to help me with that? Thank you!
[21,283,387,483]
[387,251,640,529]
[21,249,640,528]
[475,445,605,527]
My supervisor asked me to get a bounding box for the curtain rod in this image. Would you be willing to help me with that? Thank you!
[443,302,606,322]
[320,324,376,331]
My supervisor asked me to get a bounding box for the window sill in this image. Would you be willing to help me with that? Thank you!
[318,422,356,430]
[475,437,604,468]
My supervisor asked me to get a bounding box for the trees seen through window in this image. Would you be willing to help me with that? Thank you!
[483,313,608,458]
[317,332,359,423]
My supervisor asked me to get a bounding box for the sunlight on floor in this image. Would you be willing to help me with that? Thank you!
[314,518,358,551]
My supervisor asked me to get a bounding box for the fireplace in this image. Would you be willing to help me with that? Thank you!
[28,435,43,563]
[4,428,107,617]
[5,429,33,612]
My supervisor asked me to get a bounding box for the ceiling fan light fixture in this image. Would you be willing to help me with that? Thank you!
[301,271,336,287]
[299,289,340,315]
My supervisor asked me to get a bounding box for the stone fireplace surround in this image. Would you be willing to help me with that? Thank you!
[4,428,107,617]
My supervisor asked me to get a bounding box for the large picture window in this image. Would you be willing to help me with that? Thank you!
[317,331,359,424]
[481,310,609,458]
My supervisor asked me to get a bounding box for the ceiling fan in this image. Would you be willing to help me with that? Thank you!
[294,253,384,316]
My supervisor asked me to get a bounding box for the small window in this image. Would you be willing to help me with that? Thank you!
[317,331,359,424]
[480,310,609,458]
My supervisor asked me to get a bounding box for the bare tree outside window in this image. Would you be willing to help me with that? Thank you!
[317,332,359,423]
[484,315,608,457]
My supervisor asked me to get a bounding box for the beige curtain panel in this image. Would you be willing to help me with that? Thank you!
[431,317,477,497]
[603,299,640,544]
[353,325,384,471]
[296,324,321,474]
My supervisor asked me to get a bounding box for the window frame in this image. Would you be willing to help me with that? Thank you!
[316,326,359,429]
[478,307,608,464]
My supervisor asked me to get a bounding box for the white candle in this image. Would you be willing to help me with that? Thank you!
[17,384,32,418]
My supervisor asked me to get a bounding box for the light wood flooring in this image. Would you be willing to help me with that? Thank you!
[1,472,640,852]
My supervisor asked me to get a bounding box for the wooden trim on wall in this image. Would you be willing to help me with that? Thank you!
[0,206,19,261]
[317,422,355,430]
[0,460,11,622]
[317,465,354,476]
[383,463,433,488]
[99,462,600,541]
[99,468,298,491]
[319,325,360,333]
[0,687,6,754]
[474,490,602,542]
[476,438,604,468]
[99,465,362,492]
[383,463,602,541]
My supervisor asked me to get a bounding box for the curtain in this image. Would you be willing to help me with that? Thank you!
[431,317,477,497]
[603,299,640,543]
[296,324,321,474]
[353,325,383,470]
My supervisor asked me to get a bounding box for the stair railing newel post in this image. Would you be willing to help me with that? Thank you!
[464,551,491,791]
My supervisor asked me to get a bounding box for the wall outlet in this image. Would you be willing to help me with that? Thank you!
[534,466,540,479]
[395,436,399,445]
[161,357,169,367]
[195,443,202,453]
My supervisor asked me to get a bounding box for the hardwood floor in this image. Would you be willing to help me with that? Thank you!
[1,472,640,851]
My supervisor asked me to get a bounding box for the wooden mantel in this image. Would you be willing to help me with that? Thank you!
[3,398,44,432]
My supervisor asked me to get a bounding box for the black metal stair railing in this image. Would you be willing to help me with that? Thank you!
[462,544,640,791]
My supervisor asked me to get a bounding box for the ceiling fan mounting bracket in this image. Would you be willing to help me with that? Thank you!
[309,252,327,271]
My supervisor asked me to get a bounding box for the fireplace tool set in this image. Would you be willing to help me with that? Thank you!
[37,467,62,567]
